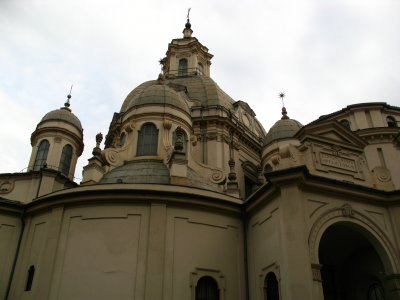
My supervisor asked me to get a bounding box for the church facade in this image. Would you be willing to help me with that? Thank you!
[1,20,400,300]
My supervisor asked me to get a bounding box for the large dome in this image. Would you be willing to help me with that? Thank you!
[120,76,235,113]
[40,107,83,131]
[264,108,302,145]
[125,83,190,114]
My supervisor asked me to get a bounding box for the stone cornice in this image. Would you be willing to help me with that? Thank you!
[0,197,24,214]
[24,183,243,216]
[31,127,84,155]
[245,166,400,214]
[355,127,400,144]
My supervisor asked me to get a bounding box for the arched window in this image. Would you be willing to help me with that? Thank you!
[339,119,351,129]
[178,58,188,76]
[25,265,35,291]
[137,123,158,156]
[59,144,73,176]
[33,140,50,171]
[368,283,385,300]
[195,276,219,300]
[198,63,204,75]
[264,272,279,300]
[386,116,397,128]
[120,132,126,146]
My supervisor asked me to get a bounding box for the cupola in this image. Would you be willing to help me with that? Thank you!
[28,93,84,181]
[160,18,213,78]
[264,107,302,145]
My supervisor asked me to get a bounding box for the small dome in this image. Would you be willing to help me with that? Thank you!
[41,107,82,131]
[264,109,302,145]
[125,84,190,114]
[100,160,170,184]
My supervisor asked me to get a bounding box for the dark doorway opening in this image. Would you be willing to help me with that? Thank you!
[319,223,387,300]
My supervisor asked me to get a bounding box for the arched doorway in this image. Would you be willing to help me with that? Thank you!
[319,222,387,300]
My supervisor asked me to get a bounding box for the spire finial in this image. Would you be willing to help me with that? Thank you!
[279,92,285,107]
[187,8,191,25]
[183,8,193,37]
[65,85,73,108]
[279,92,289,119]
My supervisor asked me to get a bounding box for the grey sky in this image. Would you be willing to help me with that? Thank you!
[1,0,399,180]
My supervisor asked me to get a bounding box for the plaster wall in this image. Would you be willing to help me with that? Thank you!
[247,195,282,300]
[0,213,21,300]
[1,178,39,203]
[364,143,400,189]
[9,199,244,300]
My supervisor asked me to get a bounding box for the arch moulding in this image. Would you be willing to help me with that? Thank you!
[308,203,400,275]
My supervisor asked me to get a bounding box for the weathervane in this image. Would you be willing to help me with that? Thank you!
[187,8,191,22]
[65,84,73,108]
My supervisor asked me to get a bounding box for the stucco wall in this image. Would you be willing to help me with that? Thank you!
[9,198,245,300]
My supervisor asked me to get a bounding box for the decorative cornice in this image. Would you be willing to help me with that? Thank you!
[245,166,400,213]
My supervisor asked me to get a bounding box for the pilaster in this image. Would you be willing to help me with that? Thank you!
[145,203,167,300]
[278,183,314,299]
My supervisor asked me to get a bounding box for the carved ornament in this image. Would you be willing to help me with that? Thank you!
[372,166,392,182]
[209,170,226,185]
[0,180,14,194]
[341,204,354,218]
[102,149,124,167]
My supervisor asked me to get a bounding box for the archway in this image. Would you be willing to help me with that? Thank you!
[319,222,387,300]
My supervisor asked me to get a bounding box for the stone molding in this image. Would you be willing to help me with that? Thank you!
[308,204,399,273]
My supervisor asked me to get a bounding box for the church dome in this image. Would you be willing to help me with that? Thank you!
[120,76,235,113]
[264,107,302,145]
[40,107,83,131]
[124,83,190,114]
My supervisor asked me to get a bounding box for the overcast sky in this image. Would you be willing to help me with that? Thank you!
[1,0,399,180]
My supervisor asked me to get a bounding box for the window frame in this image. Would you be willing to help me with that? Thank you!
[59,144,73,176]
[264,272,280,300]
[190,268,225,300]
[197,62,204,75]
[136,123,159,156]
[195,276,220,300]
[386,116,397,128]
[33,140,50,171]
[178,58,188,76]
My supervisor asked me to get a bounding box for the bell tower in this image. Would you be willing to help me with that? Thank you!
[160,16,213,78]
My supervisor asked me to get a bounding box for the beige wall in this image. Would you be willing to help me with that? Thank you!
[246,173,400,300]
[9,196,245,300]
[0,212,21,300]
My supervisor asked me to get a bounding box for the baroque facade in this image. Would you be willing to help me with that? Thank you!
[1,20,400,300]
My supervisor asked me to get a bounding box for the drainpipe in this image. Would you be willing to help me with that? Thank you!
[4,207,26,300]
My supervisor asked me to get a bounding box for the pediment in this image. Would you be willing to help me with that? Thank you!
[296,120,368,181]
[295,120,367,151]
